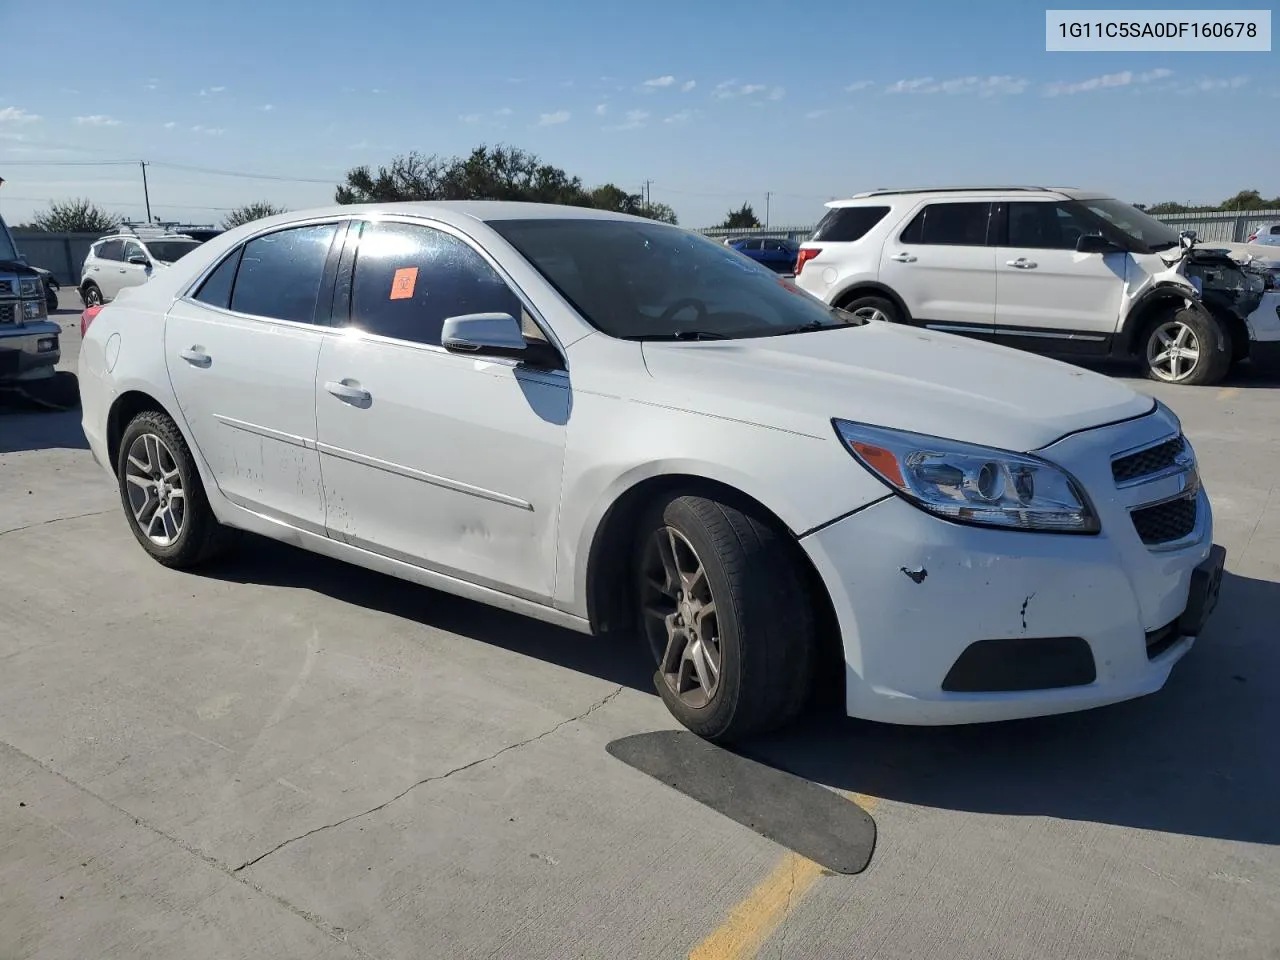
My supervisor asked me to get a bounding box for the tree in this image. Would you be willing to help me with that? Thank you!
[223,201,287,229]
[1145,189,1280,216]
[336,144,677,223]
[719,203,761,229]
[28,198,118,233]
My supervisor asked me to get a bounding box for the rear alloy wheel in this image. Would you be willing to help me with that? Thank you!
[116,410,236,567]
[81,283,103,307]
[838,294,900,325]
[635,494,815,743]
[1143,306,1231,386]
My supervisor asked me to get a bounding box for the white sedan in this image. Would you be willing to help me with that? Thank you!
[78,202,1226,741]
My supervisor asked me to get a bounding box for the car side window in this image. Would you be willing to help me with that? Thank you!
[123,241,146,262]
[229,223,338,324]
[192,248,244,309]
[1270,225,1280,236]
[899,202,992,246]
[346,221,523,347]
[97,239,124,261]
[1007,202,1098,250]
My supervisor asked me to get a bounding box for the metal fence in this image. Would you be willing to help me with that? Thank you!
[12,209,1280,286]
[695,209,1280,245]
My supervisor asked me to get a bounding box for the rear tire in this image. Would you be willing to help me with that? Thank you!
[837,293,901,325]
[81,282,103,307]
[1142,305,1231,386]
[116,410,236,568]
[633,494,815,743]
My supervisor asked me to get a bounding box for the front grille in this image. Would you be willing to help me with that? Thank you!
[0,303,14,324]
[1131,495,1198,545]
[1112,436,1185,484]
[0,279,14,297]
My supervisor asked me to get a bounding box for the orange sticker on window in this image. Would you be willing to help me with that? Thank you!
[390,267,418,300]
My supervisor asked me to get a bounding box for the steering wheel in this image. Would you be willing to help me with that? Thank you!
[659,297,709,326]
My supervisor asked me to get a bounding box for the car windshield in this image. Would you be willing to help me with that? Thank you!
[1075,198,1181,252]
[0,219,19,262]
[145,240,201,263]
[490,218,858,340]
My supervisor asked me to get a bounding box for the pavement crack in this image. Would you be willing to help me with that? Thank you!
[775,858,799,960]
[234,685,625,874]
[0,508,114,540]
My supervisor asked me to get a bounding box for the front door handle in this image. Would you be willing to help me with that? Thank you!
[178,348,211,368]
[325,380,372,405]
[1006,258,1038,269]
[889,252,917,263]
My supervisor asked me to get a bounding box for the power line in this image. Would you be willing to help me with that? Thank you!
[1,157,340,184]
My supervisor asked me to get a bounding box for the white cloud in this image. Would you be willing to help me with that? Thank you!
[350,139,369,150]
[608,109,650,131]
[191,125,225,135]
[145,79,159,91]
[0,106,41,123]
[845,80,874,93]
[739,84,767,96]
[663,110,694,123]
[537,110,570,126]
[261,103,274,111]
[163,121,176,129]
[595,102,609,115]
[884,75,1028,97]
[74,114,121,127]
[681,80,696,92]
[460,112,483,124]
[198,85,226,97]
[768,86,785,101]
[713,80,774,100]
[643,75,676,88]
[885,77,935,93]
[495,107,513,116]
[1192,75,1248,92]
[805,108,831,119]
[1044,67,1173,97]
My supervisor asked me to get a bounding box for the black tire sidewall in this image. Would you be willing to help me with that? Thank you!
[840,294,901,324]
[82,284,102,306]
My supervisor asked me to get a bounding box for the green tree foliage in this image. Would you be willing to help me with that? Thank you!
[719,203,762,229]
[336,145,678,224]
[27,198,118,233]
[223,202,287,229]
[1146,189,1280,215]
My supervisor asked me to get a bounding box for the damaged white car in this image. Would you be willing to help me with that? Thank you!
[79,203,1226,741]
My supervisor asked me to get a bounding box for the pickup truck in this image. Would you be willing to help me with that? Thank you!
[0,213,61,385]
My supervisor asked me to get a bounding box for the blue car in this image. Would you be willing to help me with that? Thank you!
[726,236,799,273]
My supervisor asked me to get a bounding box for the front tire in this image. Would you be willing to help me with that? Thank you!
[633,494,815,743]
[116,410,235,568]
[1142,305,1231,386]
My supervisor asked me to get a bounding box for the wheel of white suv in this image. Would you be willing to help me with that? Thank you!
[81,282,103,307]
[116,410,236,567]
[633,493,815,743]
[1142,305,1231,386]
[837,294,901,325]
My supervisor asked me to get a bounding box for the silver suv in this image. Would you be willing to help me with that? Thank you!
[794,186,1276,386]
[79,232,203,306]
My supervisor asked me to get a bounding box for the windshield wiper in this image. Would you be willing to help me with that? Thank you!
[1149,240,1179,251]
[624,331,730,341]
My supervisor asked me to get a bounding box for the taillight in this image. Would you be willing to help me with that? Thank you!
[1246,233,1258,243]
[794,247,822,276]
[80,305,101,338]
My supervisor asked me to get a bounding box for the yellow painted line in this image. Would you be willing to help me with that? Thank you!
[688,793,879,960]
[1217,387,1241,400]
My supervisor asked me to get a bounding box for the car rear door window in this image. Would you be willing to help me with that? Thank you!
[810,206,891,242]
[899,202,992,246]
[229,223,338,324]
[193,249,244,309]
[345,221,522,347]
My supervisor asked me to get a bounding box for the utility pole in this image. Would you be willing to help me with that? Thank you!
[643,179,653,207]
[139,161,153,223]
[765,191,771,229]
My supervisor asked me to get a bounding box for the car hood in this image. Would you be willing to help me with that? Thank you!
[639,322,1154,453]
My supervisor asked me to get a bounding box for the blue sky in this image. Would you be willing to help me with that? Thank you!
[1,0,1276,229]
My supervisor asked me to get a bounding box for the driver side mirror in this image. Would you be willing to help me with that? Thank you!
[1076,234,1122,255]
[127,255,150,266]
[441,313,561,369]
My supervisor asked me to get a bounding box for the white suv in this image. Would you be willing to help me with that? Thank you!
[79,233,203,307]
[793,186,1276,386]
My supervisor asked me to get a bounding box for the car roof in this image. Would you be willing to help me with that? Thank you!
[827,186,1112,207]
[229,200,664,232]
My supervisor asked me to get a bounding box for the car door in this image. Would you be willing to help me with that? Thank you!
[119,239,155,293]
[993,200,1127,351]
[164,220,345,533]
[877,200,996,333]
[314,217,569,602]
[90,239,125,299]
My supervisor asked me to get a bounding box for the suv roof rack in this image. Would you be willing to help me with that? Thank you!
[849,186,1076,199]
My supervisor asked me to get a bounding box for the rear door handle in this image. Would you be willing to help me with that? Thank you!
[325,380,372,404]
[1007,258,1038,269]
[178,348,211,368]
[889,252,917,263]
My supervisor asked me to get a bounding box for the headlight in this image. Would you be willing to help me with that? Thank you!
[19,278,41,298]
[23,299,46,320]
[833,420,1099,534]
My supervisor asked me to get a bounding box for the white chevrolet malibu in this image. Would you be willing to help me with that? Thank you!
[78,202,1226,742]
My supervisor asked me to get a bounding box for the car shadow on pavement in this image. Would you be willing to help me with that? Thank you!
[1076,356,1280,388]
[0,376,88,454]
[743,569,1280,847]
[201,534,658,695]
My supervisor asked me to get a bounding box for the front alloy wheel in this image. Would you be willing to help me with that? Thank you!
[1146,319,1202,383]
[639,526,722,709]
[1142,306,1230,386]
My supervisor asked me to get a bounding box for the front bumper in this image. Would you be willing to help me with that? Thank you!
[0,319,61,382]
